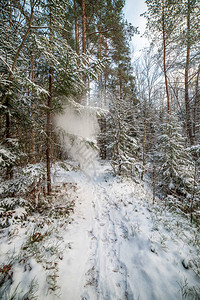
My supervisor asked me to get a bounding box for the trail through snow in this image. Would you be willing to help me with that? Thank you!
[54,162,200,300]
[1,161,199,299]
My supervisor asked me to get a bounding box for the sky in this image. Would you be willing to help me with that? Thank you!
[123,0,149,57]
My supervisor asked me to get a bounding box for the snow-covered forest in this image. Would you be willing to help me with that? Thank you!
[0,0,200,299]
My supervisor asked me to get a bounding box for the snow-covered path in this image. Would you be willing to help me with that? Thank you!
[55,162,200,300]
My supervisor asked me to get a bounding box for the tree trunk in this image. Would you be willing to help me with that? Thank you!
[119,71,122,99]
[193,65,199,144]
[74,0,79,54]
[31,54,36,164]
[185,0,193,144]
[46,4,53,196]
[141,100,147,180]
[99,18,103,102]
[81,0,87,97]
[9,0,12,26]
[78,22,80,54]
[162,0,170,115]
[153,164,156,205]
[104,39,108,107]
[82,0,86,55]
[46,67,52,195]
[99,117,107,160]
[190,160,197,223]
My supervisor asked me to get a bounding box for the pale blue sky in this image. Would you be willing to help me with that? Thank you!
[124,0,149,56]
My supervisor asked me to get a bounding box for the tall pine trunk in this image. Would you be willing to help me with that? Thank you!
[162,0,170,115]
[31,54,36,164]
[81,0,87,100]
[46,67,52,195]
[46,4,53,195]
[185,0,193,144]
[82,0,86,55]
[141,99,147,180]
[119,71,122,99]
[74,0,79,54]
[99,17,103,102]
[193,65,200,143]
[104,38,108,107]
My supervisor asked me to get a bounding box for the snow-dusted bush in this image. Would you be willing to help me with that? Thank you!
[0,139,24,172]
[0,163,46,228]
[0,163,45,198]
[0,144,16,168]
[0,197,33,228]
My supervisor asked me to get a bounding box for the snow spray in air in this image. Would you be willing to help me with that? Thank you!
[55,105,100,178]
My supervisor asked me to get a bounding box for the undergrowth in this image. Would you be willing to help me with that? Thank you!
[0,162,77,299]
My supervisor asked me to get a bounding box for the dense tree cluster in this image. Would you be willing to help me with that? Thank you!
[0,0,199,223]
[137,0,200,221]
[0,0,136,197]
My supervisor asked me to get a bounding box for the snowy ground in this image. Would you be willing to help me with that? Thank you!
[0,160,200,299]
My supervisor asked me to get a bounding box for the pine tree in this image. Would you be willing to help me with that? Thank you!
[0,0,102,194]
[157,113,197,213]
[107,95,140,177]
[144,0,200,145]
